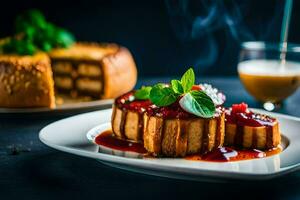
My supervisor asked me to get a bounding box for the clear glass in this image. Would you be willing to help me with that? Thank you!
[238,41,300,111]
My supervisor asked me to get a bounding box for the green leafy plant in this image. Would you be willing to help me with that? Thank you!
[1,9,75,55]
[171,79,183,94]
[179,90,215,118]
[134,86,152,100]
[149,84,178,106]
[134,68,216,118]
[180,68,195,93]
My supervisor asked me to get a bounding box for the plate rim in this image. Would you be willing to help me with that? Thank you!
[39,108,300,180]
[0,99,113,114]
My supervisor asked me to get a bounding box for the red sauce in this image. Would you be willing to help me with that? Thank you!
[115,91,152,113]
[225,103,276,127]
[146,100,224,119]
[146,99,195,119]
[186,147,281,162]
[95,130,281,162]
[115,91,193,119]
[115,90,224,119]
[95,130,147,154]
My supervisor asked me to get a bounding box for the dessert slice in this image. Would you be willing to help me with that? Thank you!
[111,68,226,157]
[143,103,225,157]
[112,91,225,157]
[0,52,55,108]
[225,103,281,149]
[112,91,152,142]
[49,43,137,100]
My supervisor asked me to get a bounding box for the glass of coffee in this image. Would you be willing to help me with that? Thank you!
[238,42,300,111]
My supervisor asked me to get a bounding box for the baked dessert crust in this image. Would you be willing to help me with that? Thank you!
[50,43,137,99]
[225,120,281,149]
[224,104,281,149]
[101,46,137,99]
[111,106,144,142]
[111,91,226,157]
[143,112,225,157]
[49,43,119,61]
[0,42,137,108]
[0,52,55,108]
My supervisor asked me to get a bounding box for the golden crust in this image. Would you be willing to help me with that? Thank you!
[112,102,225,157]
[225,120,281,149]
[50,42,137,100]
[49,42,119,61]
[0,52,55,108]
[143,113,225,157]
[0,53,49,70]
[101,47,137,99]
[0,42,137,108]
[143,114,164,155]
[111,106,143,142]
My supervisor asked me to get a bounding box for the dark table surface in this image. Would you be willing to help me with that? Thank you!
[1,77,300,200]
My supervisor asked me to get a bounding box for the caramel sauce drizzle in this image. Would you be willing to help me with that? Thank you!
[215,117,222,148]
[119,110,127,139]
[251,129,258,149]
[233,123,274,149]
[234,125,244,147]
[137,112,144,141]
[201,119,209,153]
[266,126,273,149]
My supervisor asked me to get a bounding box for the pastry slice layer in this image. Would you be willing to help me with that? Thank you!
[111,91,152,142]
[225,103,281,149]
[143,111,225,157]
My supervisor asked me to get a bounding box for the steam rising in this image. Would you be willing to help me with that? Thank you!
[165,0,283,72]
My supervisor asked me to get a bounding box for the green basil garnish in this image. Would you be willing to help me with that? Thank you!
[134,68,216,118]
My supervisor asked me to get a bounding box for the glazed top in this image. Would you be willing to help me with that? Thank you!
[115,91,224,119]
[225,103,276,127]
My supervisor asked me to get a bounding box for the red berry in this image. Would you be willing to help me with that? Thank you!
[231,102,248,114]
[191,85,202,91]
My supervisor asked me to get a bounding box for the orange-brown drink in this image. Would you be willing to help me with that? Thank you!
[238,59,300,103]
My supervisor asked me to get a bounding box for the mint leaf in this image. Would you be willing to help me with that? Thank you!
[171,80,184,94]
[134,86,152,100]
[179,90,215,118]
[150,84,178,106]
[181,68,195,93]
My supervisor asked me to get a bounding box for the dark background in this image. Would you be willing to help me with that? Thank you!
[1,2,300,199]
[0,0,300,77]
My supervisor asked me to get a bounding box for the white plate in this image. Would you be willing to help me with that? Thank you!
[0,99,113,115]
[39,108,300,181]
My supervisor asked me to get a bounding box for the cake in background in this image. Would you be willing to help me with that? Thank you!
[0,10,137,108]
[50,43,136,103]
[0,52,55,108]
